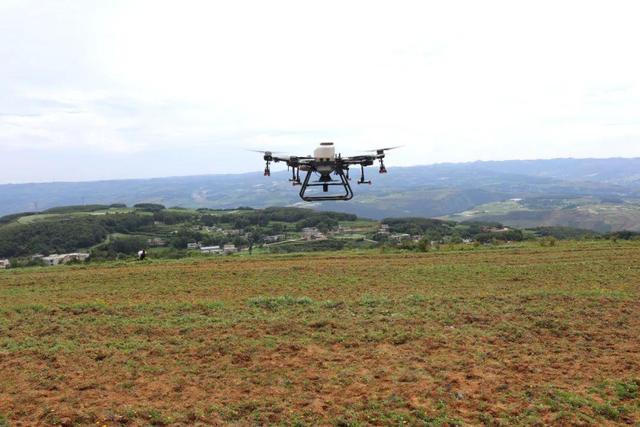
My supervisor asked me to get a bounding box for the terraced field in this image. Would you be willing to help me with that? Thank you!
[1,242,639,425]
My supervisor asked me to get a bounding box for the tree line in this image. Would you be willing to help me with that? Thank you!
[0,213,153,257]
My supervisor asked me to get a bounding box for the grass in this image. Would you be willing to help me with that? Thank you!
[15,208,137,225]
[0,241,639,425]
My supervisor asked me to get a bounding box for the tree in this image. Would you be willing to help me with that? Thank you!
[107,236,148,254]
[133,203,166,212]
[170,228,204,249]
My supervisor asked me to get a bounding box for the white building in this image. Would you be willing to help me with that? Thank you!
[389,233,411,242]
[42,253,90,266]
[200,245,223,255]
[302,227,326,240]
[264,234,285,243]
[223,244,237,254]
[187,242,201,250]
[147,237,167,247]
[42,254,64,266]
[484,226,511,233]
[0,259,10,269]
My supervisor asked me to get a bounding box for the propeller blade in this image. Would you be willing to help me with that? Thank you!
[246,149,287,155]
[364,145,403,153]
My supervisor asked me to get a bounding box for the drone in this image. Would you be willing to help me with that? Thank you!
[252,142,400,202]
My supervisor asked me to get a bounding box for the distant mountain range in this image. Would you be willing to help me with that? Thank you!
[3,157,640,231]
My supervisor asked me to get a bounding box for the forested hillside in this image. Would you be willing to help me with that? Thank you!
[2,158,640,231]
[0,205,360,259]
[1,204,637,265]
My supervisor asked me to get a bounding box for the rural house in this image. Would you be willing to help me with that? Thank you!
[264,234,286,243]
[42,253,90,266]
[200,245,223,255]
[223,244,237,255]
[302,227,326,240]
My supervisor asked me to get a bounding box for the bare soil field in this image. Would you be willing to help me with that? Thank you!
[1,242,639,426]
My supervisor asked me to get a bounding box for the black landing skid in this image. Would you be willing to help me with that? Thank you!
[299,168,354,201]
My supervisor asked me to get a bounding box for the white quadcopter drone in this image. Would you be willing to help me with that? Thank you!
[252,142,400,201]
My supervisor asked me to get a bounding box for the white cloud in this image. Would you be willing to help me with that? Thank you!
[0,110,136,153]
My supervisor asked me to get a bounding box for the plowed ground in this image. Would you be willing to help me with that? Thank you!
[1,242,639,426]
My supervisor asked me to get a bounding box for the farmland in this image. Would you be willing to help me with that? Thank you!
[1,242,639,425]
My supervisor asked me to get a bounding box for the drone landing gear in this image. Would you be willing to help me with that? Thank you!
[357,164,371,185]
[299,169,353,201]
[289,167,302,185]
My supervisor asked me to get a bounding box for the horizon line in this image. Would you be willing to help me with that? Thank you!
[2,155,639,186]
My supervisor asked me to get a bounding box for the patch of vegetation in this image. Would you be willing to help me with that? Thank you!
[98,235,149,255]
[615,379,639,400]
[43,204,113,214]
[247,295,314,310]
[528,227,600,240]
[269,239,347,253]
[0,211,39,225]
[0,216,108,257]
[605,231,640,240]
[133,203,167,212]
[382,217,456,238]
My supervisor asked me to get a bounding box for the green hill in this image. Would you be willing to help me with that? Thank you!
[3,158,640,232]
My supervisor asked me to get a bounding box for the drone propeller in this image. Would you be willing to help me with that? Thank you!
[246,149,288,155]
[364,145,404,153]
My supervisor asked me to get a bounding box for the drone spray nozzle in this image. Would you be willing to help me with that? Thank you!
[379,159,387,174]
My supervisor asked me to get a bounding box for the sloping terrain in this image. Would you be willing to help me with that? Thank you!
[445,198,640,232]
[1,243,639,425]
[470,158,640,186]
[2,158,640,220]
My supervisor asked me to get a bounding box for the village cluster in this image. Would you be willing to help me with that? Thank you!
[187,226,334,255]
[0,252,91,269]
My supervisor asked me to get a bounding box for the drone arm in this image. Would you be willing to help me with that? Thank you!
[342,155,375,166]
[343,154,388,173]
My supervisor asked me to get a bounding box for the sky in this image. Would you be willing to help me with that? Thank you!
[1,0,639,183]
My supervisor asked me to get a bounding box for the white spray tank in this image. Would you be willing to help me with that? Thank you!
[314,142,336,162]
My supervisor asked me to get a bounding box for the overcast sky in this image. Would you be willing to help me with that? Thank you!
[1,0,639,183]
